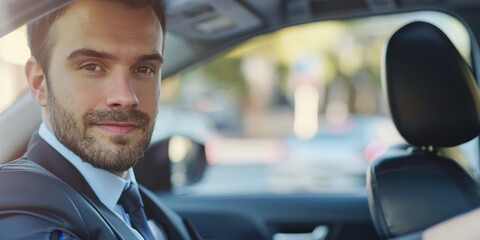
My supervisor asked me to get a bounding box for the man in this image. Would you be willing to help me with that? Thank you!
[0,0,200,239]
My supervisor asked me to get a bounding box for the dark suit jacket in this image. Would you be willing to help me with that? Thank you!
[0,133,200,240]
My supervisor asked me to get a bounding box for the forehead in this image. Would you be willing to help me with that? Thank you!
[50,0,163,55]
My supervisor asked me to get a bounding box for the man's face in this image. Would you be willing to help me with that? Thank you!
[43,0,163,174]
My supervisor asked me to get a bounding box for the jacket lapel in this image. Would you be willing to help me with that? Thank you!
[140,185,202,240]
[82,194,142,240]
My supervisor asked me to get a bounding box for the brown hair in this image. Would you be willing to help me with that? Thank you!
[26,0,166,71]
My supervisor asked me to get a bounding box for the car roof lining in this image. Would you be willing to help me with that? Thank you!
[162,4,471,78]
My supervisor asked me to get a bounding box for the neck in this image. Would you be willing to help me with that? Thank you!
[115,170,128,179]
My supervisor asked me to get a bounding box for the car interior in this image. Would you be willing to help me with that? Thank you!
[367,21,480,239]
[1,0,480,240]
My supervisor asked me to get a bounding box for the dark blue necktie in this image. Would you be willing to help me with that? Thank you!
[118,182,156,240]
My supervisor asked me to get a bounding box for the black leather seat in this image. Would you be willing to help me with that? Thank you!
[367,21,480,239]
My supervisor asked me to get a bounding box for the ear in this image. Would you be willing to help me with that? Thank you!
[25,57,48,107]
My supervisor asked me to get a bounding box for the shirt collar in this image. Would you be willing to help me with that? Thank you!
[38,123,136,210]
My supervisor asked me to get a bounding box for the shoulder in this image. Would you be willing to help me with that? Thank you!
[0,159,91,238]
[0,159,83,209]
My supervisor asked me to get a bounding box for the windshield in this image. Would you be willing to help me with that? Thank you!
[0,10,477,194]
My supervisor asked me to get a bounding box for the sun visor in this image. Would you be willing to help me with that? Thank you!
[166,0,263,41]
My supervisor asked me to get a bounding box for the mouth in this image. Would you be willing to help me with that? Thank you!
[93,122,141,134]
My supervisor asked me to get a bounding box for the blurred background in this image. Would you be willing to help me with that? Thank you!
[1,10,477,194]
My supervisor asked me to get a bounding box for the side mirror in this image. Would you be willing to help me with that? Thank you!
[134,135,208,192]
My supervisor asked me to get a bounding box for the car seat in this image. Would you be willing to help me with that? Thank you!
[366,21,480,239]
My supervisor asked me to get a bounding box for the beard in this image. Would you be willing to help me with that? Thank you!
[47,87,155,174]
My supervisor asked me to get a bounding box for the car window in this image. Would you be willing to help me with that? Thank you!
[153,11,478,195]
[0,11,477,194]
[0,26,29,113]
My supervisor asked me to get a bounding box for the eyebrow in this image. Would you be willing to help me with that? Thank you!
[67,49,116,61]
[67,48,164,64]
[136,53,164,64]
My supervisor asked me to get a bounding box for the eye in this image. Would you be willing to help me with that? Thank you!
[135,66,156,75]
[81,64,103,72]
[133,66,157,79]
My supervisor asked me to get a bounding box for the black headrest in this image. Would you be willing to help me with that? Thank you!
[383,21,480,147]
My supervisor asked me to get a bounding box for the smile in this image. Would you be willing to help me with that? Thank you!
[94,122,140,134]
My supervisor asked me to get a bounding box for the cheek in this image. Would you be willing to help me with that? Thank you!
[57,84,98,111]
[49,83,100,120]
[138,83,160,115]
[47,66,76,102]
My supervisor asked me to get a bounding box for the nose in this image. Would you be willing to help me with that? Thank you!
[105,72,139,110]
